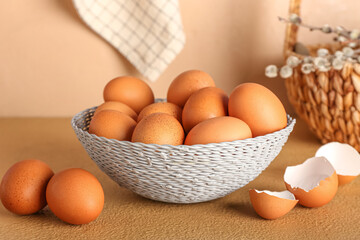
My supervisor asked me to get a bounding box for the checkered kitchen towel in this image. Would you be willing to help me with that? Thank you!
[73,0,186,82]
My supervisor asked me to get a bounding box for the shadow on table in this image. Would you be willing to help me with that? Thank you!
[225,201,259,219]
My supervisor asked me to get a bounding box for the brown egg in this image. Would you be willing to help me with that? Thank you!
[184,116,252,145]
[167,70,216,107]
[137,102,182,123]
[0,159,54,215]
[103,76,154,113]
[94,101,137,120]
[88,110,137,141]
[182,87,228,132]
[228,83,287,137]
[46,168,104,225]
[132,113,184,145]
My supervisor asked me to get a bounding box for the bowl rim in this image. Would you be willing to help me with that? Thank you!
[71,106,296,151]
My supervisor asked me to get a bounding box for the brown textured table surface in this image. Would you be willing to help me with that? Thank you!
[0,117,359,239]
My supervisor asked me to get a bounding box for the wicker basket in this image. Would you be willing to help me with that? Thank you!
[71,104,295,204]
[284,0,360,151]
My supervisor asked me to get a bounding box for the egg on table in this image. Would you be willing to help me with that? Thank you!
[0,159,54,215]
[46,168,104,225]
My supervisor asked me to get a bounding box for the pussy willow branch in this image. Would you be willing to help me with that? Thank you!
[277,16,357,44]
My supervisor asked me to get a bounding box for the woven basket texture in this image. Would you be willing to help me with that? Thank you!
[71,105,295,203]
[284,0,360,151]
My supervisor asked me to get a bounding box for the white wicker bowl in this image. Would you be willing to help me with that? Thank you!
[71,105,296,204]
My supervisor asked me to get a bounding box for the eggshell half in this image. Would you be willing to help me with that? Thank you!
[315,142,360,185]
[284,157,338,208]
[249,189,298,220]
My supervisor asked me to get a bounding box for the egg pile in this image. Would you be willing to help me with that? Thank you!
[0,159,104,225]
[250,142,360,220]
[89,70,288,145]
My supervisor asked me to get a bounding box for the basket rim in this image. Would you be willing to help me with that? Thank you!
[71,106,296,150]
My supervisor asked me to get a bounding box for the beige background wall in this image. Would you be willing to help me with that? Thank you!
[0,0,359,117]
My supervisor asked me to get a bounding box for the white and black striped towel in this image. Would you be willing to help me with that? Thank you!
[73,0,186,82]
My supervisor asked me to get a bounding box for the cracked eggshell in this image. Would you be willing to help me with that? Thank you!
[284,157,338,208]
[249,189,298,220]
[315,142,360,185]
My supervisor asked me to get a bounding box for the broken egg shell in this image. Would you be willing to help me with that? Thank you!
[249,189,298,220]
[315,142,360,185]
[284,156,338,208]
[336,175,357,185]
